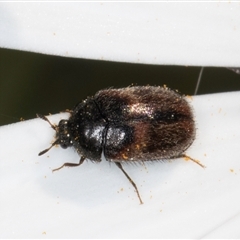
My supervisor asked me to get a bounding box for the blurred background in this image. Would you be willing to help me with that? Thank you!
[1,47,240,126]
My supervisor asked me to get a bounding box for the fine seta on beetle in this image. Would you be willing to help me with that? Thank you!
[37,84,205,204]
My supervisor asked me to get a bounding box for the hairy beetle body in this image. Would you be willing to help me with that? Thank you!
[38,86,202,204]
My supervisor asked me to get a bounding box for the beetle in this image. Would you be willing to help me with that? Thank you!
[37,86,204,204]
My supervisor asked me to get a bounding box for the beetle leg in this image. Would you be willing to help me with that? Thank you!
[180,154,206,168]
[115,162,143,204]
[52,156,86,172]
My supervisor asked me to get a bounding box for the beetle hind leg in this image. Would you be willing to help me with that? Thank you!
[180,154,206,168]
[115,162,143,204]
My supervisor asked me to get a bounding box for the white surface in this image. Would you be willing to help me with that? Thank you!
[0,2,240,66]
[0,92,240,238]
[1,2,240,238]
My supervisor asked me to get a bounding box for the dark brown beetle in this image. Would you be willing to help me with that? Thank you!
[38,86,204,204]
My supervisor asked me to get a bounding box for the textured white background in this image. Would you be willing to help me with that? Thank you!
[0,2,240,238]
[0,2,240,66]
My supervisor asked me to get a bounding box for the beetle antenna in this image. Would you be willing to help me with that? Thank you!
[38,139,59,156]
[37,113,59,156]
[36,113,57,131]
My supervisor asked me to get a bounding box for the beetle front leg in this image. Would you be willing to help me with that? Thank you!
[52,156,86,172]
